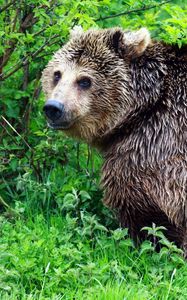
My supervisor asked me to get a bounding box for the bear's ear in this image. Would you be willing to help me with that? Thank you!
[70,25,84,39]
[110,28,151,59]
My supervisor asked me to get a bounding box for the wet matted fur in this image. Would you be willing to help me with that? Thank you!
[42,27,187,255]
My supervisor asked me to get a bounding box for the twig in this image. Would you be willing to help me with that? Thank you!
[87,145,90,169]
[33,27,47,38]
[76,142,80,171]
[0,195,10,209]
[12,8,19,32]
[31,34,59,58]
[0,120,43,181]
[0,6,40,71]
[0,35,60,81]
[0,0,16,14]
[35,51,55,59]
[95,0,171,21]
[1,116,32,150]
[0,195,19,215]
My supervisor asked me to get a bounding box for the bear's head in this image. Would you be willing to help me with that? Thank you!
[42,27,150,143]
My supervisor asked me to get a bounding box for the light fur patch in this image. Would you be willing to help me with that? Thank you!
[123,28,151,56]
[70,25,84,39]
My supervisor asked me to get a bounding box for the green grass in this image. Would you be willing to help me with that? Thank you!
[1,212,187,300]
[1,136,187,299]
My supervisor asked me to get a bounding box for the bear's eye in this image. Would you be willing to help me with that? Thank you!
[53,71,61,84]
[77,77,91,89]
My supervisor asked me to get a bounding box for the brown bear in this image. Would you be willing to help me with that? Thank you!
[42,27,187,254]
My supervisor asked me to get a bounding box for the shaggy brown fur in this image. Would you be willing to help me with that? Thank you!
[42,27,187,254]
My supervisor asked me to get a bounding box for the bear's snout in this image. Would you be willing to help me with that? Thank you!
[43,99,65,122]
[43,99,76,129]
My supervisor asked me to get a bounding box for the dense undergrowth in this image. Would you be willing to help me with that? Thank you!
[1,0,187,299]
[1,130,187,299]
[1,210,187,299]
[1,135,187,299]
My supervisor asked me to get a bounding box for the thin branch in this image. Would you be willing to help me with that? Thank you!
[0,40,17,71]
[31,34,59,58]
[0,0,16,14]
[0,120,43,182]
[33,27,47,38]
[0,8,39,71]
[0,195,11,209]
[95,0,171,21]
[0,35,60,81]
[35,51,55,59]
[20,12,38,30]
[12,8,19,32]
[0,195,19,215]
[1,116,32,150]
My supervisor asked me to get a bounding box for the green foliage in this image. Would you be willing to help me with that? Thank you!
[0,215,187,299]
[0,0,187,298]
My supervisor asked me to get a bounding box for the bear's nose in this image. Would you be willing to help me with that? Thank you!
[43,100,65,122]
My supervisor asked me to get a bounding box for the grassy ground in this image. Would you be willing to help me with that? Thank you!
[1,137,187,299]
[1,211,187,300]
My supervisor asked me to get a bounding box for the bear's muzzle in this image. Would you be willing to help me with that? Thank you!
[43,99,73,129]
